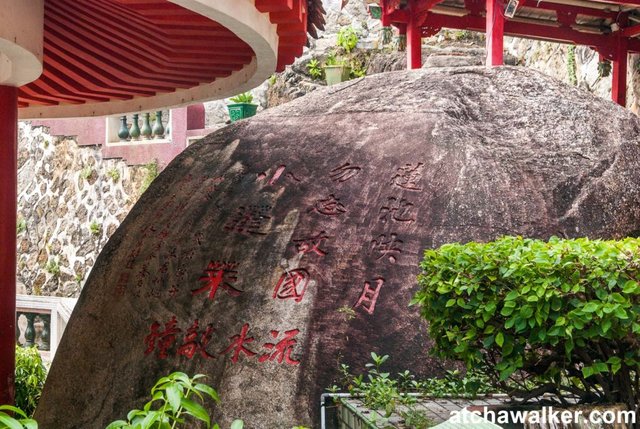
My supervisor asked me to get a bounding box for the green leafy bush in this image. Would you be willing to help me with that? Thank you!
[106,372,243,429]
[0,405,37,429]
[336,26,358,53]
[414,236,640,408]
[15,346,47,417]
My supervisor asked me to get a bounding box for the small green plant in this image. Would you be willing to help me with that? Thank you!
[139,160,159,195]
[229,92,253,104]
[337,26,359,53]
[268,74,277,86]
[107,168,121,183]
[15,346,47,417]
[0,405,37,429]
[337,305,356,321]
[45,259,60,276]
[80,166,94,181]
[106,372,243,429]
[399,409,433,429]
[16,218,26,234]
[89,221,101,236]
[306,59,323,80]
[75,273,83,284]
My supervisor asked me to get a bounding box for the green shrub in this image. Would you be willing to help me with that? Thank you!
[106,372,243,429]
[414,236,640,408]
[15,346,47,417]
[0,405,37,429]
[337,26,358,53]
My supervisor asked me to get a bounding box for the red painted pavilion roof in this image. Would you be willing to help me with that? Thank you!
[19,0,325,118]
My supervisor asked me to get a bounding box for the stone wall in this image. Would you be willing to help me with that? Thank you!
[17,123,148,297]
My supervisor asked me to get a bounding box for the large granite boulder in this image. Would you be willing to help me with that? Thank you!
[36,67,640,428]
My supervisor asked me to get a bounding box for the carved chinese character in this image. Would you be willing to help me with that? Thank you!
[329,162,361,183]
[168,285,179,298]
[390,162,424,191]
[309,194,346,216]
[293,231,329,256]
[273,269,310,303]
[115,272,129,297]
[144,316,181,359]
[259,329,301,365]
[355,278,385,315]
[379,197,416,224]
[220,323,256,363]
[192,261,242,301]
[224,205,272,235]
[177,319,216,359]
[370,233,403,264]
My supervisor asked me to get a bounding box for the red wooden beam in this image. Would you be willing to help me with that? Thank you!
[612,28,628,106]
[0,85,17,407]
[407,0,423,69]
[486,0,505,65]
[422,13,611,47]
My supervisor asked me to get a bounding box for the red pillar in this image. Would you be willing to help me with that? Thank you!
[486,0,505,66]
[0,85,17,406]
[407,6,422,69]
[612,37,628,106]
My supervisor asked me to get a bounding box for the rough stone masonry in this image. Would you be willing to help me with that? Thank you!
[36,67,640,428]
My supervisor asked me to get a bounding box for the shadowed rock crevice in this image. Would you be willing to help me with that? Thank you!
[36,67,640,428]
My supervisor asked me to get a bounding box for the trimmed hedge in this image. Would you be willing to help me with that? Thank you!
[414,236,640,407]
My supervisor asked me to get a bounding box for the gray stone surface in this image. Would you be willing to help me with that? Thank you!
[37,67,640,428]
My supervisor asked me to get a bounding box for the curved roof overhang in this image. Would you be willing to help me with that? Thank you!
[14,0,321,119]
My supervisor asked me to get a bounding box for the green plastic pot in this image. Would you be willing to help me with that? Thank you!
[368,5,382,19]
[227,103,258,122]
[323,65,351,86]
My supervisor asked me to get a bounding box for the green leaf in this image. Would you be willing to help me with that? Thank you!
[495,332,504,348]
[180,398,211,428]
[194,384,220,403]
[230,420,244,429]
[582,302,598,313]
[505,291,519,301]
[166,384,181,411]
[0,414,24,429]
[106,421,130,429]
[623,280,639,294]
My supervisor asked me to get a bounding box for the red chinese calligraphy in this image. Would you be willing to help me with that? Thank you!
[355,278,385,315]
[192,261,242,301]
[293,231,329,256]
[177,319,216,359]
[115,272,129,297]
[220,323,257,363]
[329,162,361,183]
[390,162,424,191]
[144,316,181,359]
[370,233,403,264]
[309,194,347,216]
[224,205,272,235]
[379,197,416,224]
[259,329,301,365]
[273,269,310,302]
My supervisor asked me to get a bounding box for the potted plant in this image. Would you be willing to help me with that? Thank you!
[227,92,258,122]
[323,54,351,86]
